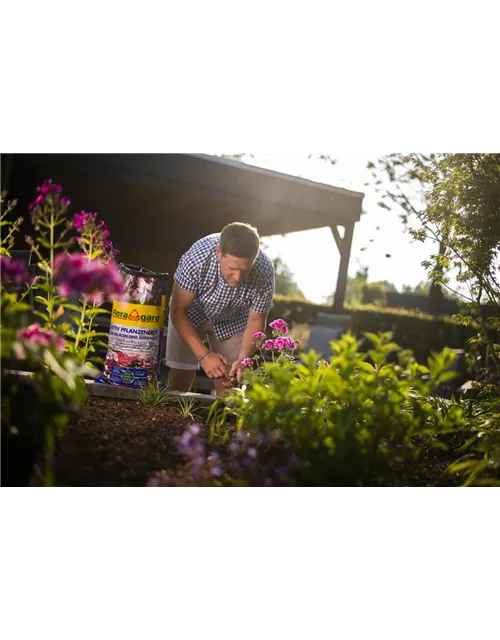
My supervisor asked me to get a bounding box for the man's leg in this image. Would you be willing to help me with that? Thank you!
[208,330,244,397]
[168,368,196,393]
[164,315,205,392]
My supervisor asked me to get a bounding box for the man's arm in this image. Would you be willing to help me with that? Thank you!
[229,308,268,381]
[170,283,229,379]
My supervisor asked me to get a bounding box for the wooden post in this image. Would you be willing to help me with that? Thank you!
[332,223,354,313]
[0,151,14,192]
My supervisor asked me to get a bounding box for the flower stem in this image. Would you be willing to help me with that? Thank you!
[74,297,88,356]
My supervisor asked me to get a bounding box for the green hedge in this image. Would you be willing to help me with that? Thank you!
[270,295,478,363]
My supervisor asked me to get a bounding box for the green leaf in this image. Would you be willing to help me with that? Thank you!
[455,436,478,454]
[33,282,55,293]
[78,331,109,340]
[92,340,110,349]
[36,237,53,249]
[64,304,85,313]
[85,307,110,318]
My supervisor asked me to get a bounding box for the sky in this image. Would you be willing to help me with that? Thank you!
[220,154,439,304]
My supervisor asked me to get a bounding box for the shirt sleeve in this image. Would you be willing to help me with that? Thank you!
[173,250,201,292]
[250,262,275,314]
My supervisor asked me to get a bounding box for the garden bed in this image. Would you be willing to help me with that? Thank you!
[45,395,464,487]
[53,396,213,487]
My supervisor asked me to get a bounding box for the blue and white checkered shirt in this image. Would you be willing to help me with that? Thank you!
[173,234,275,341]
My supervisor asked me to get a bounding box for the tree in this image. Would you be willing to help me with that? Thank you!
[402,281,432,296]
[373,153,500,374]
[272,256,305,298]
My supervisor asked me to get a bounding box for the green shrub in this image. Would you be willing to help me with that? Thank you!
[361,282,387,306]
[270,295,478,364]
[222,332,467,486]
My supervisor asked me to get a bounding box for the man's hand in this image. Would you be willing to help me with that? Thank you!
[228,360,245,383]
[200,352,230,380]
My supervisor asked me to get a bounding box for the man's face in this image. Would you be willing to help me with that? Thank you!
[216,246,255,287]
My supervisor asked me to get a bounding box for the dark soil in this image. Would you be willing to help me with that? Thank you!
[54,396,210,487]
[51,397,467,487]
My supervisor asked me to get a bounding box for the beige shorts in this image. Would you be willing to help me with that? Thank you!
[165,315,244,371]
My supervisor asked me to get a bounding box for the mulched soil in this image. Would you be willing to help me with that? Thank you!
[54,396,211,487]
[52,396,467,487]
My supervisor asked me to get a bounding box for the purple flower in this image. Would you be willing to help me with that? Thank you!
[180,432,192,447]
[247,447,257,459]
[28,194,44,211]
[269,319,289,335]
[1,256,31,286]
[29,179,64,213]
[263,339,275,351]
[73,211,95,230]
[53,252,126,304]
[228,441,239,454]
[73,211,119,264]
[240,358,253,368]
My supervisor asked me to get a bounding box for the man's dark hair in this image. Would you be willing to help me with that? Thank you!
[219,222,260,258]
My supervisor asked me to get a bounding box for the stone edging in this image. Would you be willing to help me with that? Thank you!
[87,380,216,405]
[5,370,217,406]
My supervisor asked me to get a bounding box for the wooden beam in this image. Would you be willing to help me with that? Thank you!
[333,223,354,313]
[330,225,344,253]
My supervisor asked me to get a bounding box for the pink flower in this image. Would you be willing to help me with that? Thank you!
[263,339,275,351]
[269,319,289,335]
[252,331,266,342]
[274,338,286,350]
[73,211,95,230]
[317,360,329,367]
[1,256,31,286]
[241,358,253,368]
[73,211,119,264]
[37,180,62,195]
[16,324,65,353]
[283,337,297,350]
[29,179,64,213]
[54,252,126,304]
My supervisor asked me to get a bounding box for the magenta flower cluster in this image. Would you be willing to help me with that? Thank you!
[269,319,289,334]
[73,211,119,264]
[1,256,31,286]
[240,358,254,368]
[17,323,66,358]
[53,252,125,304]
[252,320,295,352]
[28,179,70,213]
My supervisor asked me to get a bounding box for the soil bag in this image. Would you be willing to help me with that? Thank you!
[96,264,168,387]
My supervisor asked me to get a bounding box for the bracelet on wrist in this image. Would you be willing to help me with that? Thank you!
[198,350,212,364]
